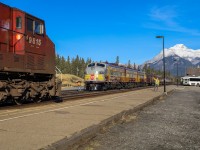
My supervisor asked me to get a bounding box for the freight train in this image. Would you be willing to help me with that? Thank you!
[84,62,153,91]
[0,3,61,105]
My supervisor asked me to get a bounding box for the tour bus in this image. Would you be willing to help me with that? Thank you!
[181,76,200,86]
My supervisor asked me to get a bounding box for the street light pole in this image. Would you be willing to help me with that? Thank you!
[174,58,179,87]
[177,62,178,86]
[156,36,166,93]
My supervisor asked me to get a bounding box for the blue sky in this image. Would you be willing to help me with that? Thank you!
[2,0,200,64]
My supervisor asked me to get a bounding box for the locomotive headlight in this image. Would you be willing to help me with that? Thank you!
[16,34,22,40]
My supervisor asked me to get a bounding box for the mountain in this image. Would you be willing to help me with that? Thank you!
[144,44,200,76]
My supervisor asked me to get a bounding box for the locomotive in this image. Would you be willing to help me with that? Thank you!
[84,62,147,90]
[0,3,61,104]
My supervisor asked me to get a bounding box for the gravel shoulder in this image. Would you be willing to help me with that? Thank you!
[82,86,200,150]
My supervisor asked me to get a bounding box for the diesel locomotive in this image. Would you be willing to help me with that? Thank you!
[84,62,147,90]
[0,3,61,104]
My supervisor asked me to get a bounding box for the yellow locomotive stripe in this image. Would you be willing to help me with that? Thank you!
[85,74,105,81]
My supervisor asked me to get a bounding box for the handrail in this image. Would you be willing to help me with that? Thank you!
[0,26,26,35]
[55,66,62,82]
[0,26,25,52]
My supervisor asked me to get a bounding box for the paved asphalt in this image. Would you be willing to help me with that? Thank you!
[82,86,200,150]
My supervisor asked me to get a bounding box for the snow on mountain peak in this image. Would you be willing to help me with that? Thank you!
[170,44,187,50]
[168,44,200,60]
[148,44,200,65]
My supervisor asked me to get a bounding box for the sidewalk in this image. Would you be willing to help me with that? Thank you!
[0,85,176,150]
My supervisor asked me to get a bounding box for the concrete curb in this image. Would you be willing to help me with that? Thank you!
[44,89,175,150]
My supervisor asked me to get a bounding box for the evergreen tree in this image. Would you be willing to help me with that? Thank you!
[55,54,93,78]
[71,58,76,75]
[55,54,60,67]
[65,56,71,74]
[115,56,119,64]
[75,55,80,76]
[60,56,66,73]
[127,60,131,68]
[79,58,85,78]
[86,58,92,65]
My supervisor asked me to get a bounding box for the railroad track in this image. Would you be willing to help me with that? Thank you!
[61,86,152,100]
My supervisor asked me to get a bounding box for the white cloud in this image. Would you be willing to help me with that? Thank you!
[149,6,178,26]
[146,5,200,36]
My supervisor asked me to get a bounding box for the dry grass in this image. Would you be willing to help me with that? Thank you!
[56,74,84,87]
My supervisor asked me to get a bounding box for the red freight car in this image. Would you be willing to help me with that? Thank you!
[0,3,61,104]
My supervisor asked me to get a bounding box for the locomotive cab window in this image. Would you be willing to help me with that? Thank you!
[35,21,44,35]
[88,63,95,67]
[27,18,44,35]
[97,63,105,67]
[16,17,22,29]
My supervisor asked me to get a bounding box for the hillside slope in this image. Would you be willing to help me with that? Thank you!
[57,74,84,87]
